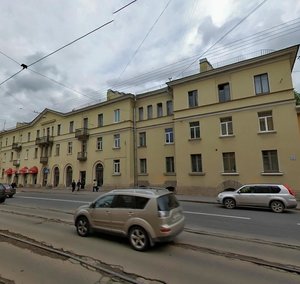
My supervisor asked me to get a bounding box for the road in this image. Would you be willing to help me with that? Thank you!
[0,191,299,283]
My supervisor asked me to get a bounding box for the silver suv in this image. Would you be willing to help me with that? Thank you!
[217,184,297,213]
[74,188,185,251]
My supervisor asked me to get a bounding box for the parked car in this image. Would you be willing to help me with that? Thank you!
[74,188,185,251]
[2,183,16,198]
[217,184,297,213]
[0,184,7,203]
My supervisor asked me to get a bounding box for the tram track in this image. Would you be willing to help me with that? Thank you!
[1,206,300,280]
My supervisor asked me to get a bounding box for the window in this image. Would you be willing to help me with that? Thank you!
[188,90,198,107]
[57,124,61,136]
[166,100,173,115]
[140,159,147,174]
[166,157,175,173]
[97,137,103,150]
[27,132,31,142]
[25,149,29,160]
[191,154,202,172]
[98,113,103,127]
[147,105,153,119]
[157,103,163,117]
[34,148,38,159]
[139,132,146,147]
[12,136,15,143]
[69,121,74,133]
[165,128,174,144]
[5,138,8,146]
[113,134,120,148]
[68,142,73,154]
[262,150,279,173]
[254,73,269,95]
[218,83,230,102]
[36,130,40,139]
[138,107,144,121]
[222,152,236,173]
[190,122,200,139]
[10,152,13,161]
[113,159,120,174]
[55,144,60,156]
[220,117,233,136]
[258,111,274,132]
[114,109,120,123]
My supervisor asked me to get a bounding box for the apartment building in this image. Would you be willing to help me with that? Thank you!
[0,44,299,196]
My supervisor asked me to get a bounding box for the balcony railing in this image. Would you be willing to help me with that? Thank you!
[13,159,20,166]
[40,156,48,164]
[12,143,22,151]
[35,136,54,146]
[77,151,87,161]
[75,128,89,141]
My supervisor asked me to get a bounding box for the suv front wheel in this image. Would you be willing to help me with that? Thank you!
[129,226,149,251]
[76,216,90,237]
[270,200,284,213]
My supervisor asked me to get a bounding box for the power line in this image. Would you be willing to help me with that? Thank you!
[27,20,114,68]
[116,0,172,81]
[178,0,268,76]
[113,0,137,14]
[0,69,24,87]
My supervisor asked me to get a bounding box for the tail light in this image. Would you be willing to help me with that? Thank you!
[284,184,296,197]
[160,226,171,233]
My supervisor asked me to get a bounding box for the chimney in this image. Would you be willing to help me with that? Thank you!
[199,58,213,73]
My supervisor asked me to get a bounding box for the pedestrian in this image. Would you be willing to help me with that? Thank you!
[71,180,76,192]
[92,179,97,192]
[77,180,81,191]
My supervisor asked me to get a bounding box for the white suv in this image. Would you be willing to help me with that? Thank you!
[217,184,297,213]
[74,188,185,251]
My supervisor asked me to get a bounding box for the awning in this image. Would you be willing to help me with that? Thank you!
[19,167,29,174]
[28,166,38,174]
[5,168,13,175]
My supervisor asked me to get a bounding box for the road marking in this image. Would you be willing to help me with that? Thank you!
[184,211,251,220]
[16,196,89,204]
[297,223,300,226]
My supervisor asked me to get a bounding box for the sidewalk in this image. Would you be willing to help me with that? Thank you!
[18,187,300,210]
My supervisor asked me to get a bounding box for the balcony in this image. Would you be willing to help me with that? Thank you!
[77,151,87,161]
[36,136,54,146]
[13,159,20,166]
[75,128,89,141]
[12,143,22,151]
[40,156,48,164]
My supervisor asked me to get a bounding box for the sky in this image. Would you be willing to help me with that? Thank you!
[0,0,299,129]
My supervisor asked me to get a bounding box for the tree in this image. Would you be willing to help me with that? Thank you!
[294,90,300,105]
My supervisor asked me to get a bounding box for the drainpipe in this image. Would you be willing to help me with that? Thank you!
[133,96,138,187]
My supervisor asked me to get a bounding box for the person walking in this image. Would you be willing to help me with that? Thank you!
[71,180,76,192]
[76,180,81,191]
[92,179,98,192]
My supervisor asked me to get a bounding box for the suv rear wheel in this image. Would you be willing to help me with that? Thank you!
[129,226,149,251]
[223,198,236,209]
[270,200,284,213]
[76,216,90,237]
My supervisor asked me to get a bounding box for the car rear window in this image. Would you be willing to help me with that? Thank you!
[254,186,280,193]
[157,194,179,211]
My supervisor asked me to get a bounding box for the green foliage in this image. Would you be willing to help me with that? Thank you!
[294,90,300,105]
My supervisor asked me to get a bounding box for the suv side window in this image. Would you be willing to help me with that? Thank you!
[239,186,255,193]
[112,195,149,209]
[94,195,115,208]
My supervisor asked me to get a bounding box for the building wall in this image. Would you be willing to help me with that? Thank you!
[1,46,299,196]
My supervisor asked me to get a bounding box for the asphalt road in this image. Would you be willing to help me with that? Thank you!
[5,191,300,246]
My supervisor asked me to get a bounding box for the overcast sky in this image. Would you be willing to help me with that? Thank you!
[0,0,299,129]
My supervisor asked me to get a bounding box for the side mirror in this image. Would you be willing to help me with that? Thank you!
[90,202,96,208]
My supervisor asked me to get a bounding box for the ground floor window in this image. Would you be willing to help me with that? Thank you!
[262,150,279,173]
[222,152,236,173]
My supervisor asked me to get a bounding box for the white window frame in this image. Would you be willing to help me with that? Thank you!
[220,117,233,136]
[113,134,120,149]
[68,142,73,154]
[258,111,274,132]
[97,137,103,150]
[190,122,200,139]
[140,159,147,174]
[139,132,146,147]
[191,154,202,173]
[114,109,120,123]
[165,128,174,144]
[113,159,120,174]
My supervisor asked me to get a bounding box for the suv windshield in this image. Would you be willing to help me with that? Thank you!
[157,193,179,211]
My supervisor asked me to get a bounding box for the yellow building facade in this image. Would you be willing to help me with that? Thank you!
[1,45,299,196]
